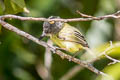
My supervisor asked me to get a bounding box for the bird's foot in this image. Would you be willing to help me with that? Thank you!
[69,57,74,61]
[47,44,57,53]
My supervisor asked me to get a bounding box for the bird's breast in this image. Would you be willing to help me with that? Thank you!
[60,41,82,53]
[50,35,82,53]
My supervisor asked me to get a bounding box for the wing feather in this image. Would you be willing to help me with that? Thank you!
[74,30,89,47]
[58,23,89,48]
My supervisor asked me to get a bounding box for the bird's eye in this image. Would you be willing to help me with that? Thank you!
[49,21,55,24]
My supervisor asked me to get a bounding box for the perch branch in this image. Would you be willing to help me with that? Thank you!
[0,19,105,75]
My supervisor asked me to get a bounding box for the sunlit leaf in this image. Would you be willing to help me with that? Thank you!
[81,42,120,61]
[0,1,3,15]
[4,0,27,14]
[96,63,120,80]
[12,0,25,8]
[94,42,120,57]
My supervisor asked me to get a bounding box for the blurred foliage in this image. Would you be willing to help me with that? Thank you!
[96,63,120,80]
[4,0,26,14]
[0,0,120,80]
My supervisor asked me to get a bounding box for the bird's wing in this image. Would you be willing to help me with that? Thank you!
[73,30,89,47]
[58,23,89,47]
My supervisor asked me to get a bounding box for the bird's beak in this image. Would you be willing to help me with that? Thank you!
[39,32,46,40]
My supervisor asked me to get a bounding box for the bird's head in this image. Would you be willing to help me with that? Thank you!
[40,16,64,39]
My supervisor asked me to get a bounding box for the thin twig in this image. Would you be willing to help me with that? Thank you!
[0,10,120,22]
[76,10,97,18]
[103,41,120,65]
[44,40,53,79]
[76,10,120,20]
[104,54,120,65]
[90,41,120,65]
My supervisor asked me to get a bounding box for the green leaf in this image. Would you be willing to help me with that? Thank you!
[96,63,120,80]
[12,0,25,8]
[94,42,120,57]
[81,42,120,61]
[4,0,27,14]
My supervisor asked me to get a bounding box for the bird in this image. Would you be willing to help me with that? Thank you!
[39,16,89,54]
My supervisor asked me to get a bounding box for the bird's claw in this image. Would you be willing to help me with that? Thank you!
[47,44,59,53]
[69,57,74,61]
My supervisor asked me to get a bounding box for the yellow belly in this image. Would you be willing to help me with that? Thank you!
[50,35,83,53]
[60,41,82,53]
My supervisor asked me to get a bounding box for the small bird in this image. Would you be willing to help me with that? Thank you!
[39,16,89,54]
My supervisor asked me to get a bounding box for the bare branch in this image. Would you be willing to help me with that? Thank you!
[76,10,120,20]
[103,41,120,65]
[105,54,120,65]
[44,40,53,79]
[0,19,105,76]
[76,10,96,18]
[89,41,120,65]
[0,10,120,22]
